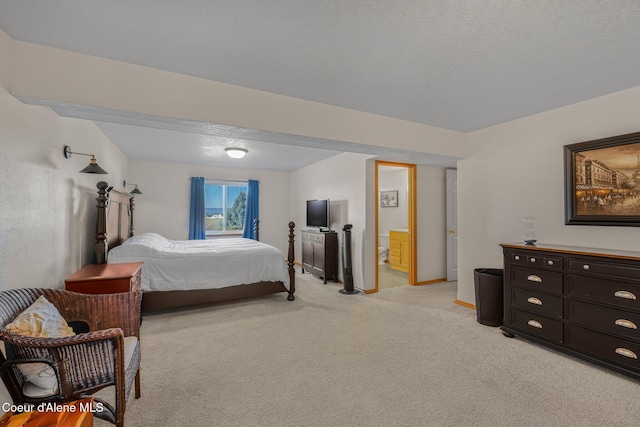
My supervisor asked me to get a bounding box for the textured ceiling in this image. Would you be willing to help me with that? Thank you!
[2,1,640,168]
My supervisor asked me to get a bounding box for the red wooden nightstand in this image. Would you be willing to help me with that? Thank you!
[65,263,143,294]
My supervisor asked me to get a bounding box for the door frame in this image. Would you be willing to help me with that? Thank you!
[375,160,417,292]
[446,169,458,281]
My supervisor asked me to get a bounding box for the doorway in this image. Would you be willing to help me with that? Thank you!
[375,161,416,292]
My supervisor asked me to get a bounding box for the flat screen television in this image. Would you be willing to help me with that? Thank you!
[306,199,330,229]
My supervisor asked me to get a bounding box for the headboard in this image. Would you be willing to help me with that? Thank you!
[94,181,134,264]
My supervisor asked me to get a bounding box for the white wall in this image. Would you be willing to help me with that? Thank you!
[0,88,130,290]
[457,85,640,305]
[378,168,408,238]
[291,153,371,289]
[128,160,291,254]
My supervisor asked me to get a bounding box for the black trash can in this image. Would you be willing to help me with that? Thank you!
[474,268,504,327]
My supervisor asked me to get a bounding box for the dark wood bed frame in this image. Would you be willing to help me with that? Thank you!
[93,181,296,310]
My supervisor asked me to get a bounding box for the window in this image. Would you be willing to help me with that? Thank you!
[204,181,248,235]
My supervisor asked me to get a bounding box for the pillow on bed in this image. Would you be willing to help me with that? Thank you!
[111,233,170,258]
[122,233,168,246]
[133,233,169,244]
[5,296,75,396]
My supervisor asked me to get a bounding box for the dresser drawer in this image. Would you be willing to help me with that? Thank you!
[302,232,325,243]
[566,275,640,313]
[510,287,563,319]
[508,309,563,344]
[509,266,563,295]
[509,251,562,270]
[567,325,640,371]
[567,300,640,341]
[567,258,640,280]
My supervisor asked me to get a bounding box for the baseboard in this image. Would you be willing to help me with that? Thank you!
[412,277,446,286]
[455,299,476,310]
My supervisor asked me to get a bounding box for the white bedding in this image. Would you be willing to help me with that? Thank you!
[106,233,290,292]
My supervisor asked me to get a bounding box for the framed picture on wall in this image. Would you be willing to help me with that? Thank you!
[565,131,640,226]
[380,190,398,207]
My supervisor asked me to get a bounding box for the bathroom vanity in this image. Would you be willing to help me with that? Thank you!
[389,229,409,273]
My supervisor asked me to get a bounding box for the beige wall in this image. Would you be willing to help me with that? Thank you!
[291,153,371,289]
[129,160,292,254]
[291,155,447,292]
[457,85,640,305]
[0,27,10,92]
[9,40,469,159]
[415,165,447,282]
[10,26,640,308]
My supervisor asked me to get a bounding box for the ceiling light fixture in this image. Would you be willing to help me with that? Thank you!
[123,180,143,195]
[225,147,248,159]
[63,145,108,174]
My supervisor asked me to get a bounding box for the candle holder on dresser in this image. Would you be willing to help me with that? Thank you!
[523,216,537,245]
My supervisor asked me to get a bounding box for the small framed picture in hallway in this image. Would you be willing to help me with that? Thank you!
[380,190,398,207]
[565,131,640,226]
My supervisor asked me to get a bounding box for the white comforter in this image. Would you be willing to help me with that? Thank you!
[106,233,290,292]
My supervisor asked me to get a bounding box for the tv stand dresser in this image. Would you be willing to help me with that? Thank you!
[301,230,338,284]
[501,242,640,380]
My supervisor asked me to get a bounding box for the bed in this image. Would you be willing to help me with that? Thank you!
[93,181,296,310]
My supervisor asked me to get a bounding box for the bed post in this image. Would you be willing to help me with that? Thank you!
[129,196,135,237]
[287,221,296,301]
[95,181,109,264]
[253,219,260,241]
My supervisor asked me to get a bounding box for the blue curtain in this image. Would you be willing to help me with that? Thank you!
[242,180,259,239]
[188,177,206,240]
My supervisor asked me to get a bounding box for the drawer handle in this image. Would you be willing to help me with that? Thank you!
[527,275,542,283]
[527,297,543,306]
[547,260,554,266]
[583,264,590,270]
[615,319,638,330]
[530,257,536,263]
[527,320,543,329]
[615,348,638,359]
[514,255,521,261]
[614,291,637,301]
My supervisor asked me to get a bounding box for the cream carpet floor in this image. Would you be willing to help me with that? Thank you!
[97,269,640,426]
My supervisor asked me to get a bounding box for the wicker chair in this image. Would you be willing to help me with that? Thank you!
[0,288,141,427]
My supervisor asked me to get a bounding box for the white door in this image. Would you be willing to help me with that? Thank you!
[446,169,458,281]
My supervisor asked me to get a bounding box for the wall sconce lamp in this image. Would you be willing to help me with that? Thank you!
[63,145,108,174]
[123,180,143,195]
[225,147,248,159]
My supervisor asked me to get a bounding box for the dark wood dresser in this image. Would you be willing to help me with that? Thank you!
[301,230,338,284]
[501,242,640,380]
[65,262,143,294]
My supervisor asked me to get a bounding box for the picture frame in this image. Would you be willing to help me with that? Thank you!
[565,131,640,226]
[380,190,398,207]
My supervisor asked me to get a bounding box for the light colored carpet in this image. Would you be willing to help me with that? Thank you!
[97,269,640,426]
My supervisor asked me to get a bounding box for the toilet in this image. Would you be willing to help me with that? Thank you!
[378,234,389,265]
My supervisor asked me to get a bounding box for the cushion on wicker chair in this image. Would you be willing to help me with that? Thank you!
[6,296,75,338]
[5,296,75,396]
